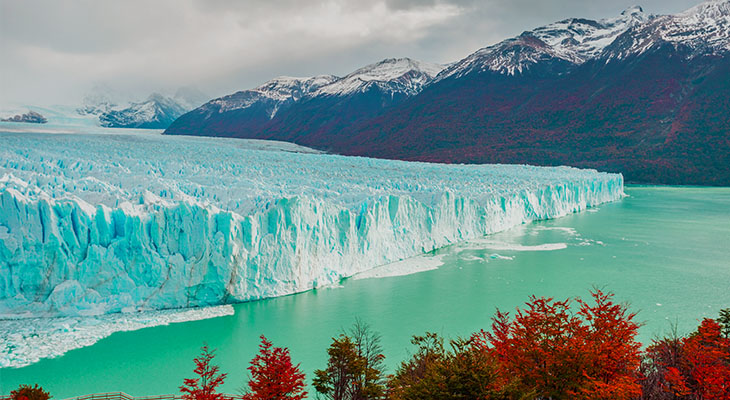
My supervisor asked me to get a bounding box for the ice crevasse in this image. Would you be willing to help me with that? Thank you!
[0,131,624,317]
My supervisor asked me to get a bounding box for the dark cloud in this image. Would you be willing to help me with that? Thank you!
[0,0,702,107]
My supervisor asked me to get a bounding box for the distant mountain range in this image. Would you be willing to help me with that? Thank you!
[166,58,444,139]
[164,1,730,185]
[79,88,208,129]
[1,110,47,124]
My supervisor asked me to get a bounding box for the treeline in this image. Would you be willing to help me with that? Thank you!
[10,290,730,400]
[179,289,730,400]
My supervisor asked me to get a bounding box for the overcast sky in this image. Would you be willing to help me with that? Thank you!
[0,0,703,107]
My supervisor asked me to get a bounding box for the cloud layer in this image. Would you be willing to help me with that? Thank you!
[0,0,701,106]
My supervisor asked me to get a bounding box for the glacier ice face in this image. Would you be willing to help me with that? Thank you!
[0,129,623,317]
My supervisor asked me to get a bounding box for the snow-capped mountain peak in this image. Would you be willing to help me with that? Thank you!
[439,6,649,78]
[604,0,730,59]
[530,6,648,62]
[313,57,445,97]
[621,5,645,17]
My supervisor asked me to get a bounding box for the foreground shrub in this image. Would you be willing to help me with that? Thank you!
[243,335,307,400]
[388,332,503,400]
[10,384,51,400]
[314,320,386,400]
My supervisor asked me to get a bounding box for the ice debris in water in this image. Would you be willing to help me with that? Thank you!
[0,304,234,368]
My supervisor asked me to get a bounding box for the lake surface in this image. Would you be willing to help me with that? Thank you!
[1,186,728,396]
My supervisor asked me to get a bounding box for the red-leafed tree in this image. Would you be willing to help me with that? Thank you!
[641,317,730,400]
[576,289,642,399]
[10,384,51,400]
[243,335,307,400]
[473,289,641,399]
[180,344,228,400]
[679,319,730,399]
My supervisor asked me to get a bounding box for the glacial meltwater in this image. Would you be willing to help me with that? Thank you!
[1,185,728,396]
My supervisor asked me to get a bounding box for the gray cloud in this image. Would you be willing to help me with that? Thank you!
[0,0,702,107]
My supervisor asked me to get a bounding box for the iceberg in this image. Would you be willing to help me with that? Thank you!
[0,129,623,317]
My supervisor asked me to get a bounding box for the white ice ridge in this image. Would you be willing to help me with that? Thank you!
[0,130,624,317]
[0,304,234,368]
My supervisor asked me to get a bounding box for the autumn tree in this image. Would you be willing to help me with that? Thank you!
[681,319,730,399]
[10,384,51,400]
[639,328,685,400]
[575,289,642,399]
[180,344,228,400]
[641,314,730,400]
[242,335,307,400]
[476,289,641,399]
[480,295,588,398]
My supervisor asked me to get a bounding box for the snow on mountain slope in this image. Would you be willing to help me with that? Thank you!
[95,93,187,129]
[440,6,648,77]
[603,0,730,60]
[164,58,443,138]
[313,58,444,97]
[207,75,338,118]
[188,58,441,121]
[0,130,623,318]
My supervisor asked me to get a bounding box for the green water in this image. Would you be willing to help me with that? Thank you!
[1,186,729,396]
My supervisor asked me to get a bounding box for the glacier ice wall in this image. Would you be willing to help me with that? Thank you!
[0,130,623,317]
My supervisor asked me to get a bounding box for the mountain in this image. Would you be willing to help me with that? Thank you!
[312,58,443,97]
[80,90,207,129]
[165,1,730,185]
[165,75,338,137]
[1,110,47,124]
[164,58,444,138]
[437,6,648,78]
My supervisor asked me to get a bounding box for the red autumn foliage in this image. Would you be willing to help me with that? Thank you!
[473,289,641,399]
[10,384,51,400]
[180,345,228,400]
[682,319,730,399]
[243,335,307,400]
[644,318,730,400]
[575,290,642,399]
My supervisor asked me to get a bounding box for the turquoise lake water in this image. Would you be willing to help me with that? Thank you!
[1,185,729,396]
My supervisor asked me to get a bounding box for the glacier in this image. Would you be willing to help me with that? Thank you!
[0,128,623,318]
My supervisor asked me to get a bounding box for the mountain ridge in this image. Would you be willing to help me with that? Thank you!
[165,1,730,185]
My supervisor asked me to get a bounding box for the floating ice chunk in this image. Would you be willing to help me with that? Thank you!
[353,254,445,280]
[490,253,514,260]
[465,239,568,252]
